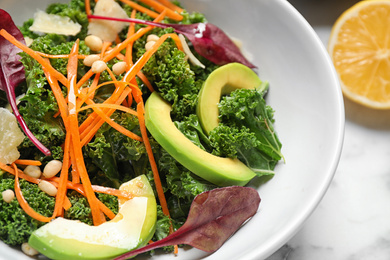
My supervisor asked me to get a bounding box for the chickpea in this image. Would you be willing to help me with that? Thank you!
[112,61,127,75]
[43,160,63,178]
[146,34,159,42]
[21,243,39,256]
[38,180,57,197]
[85,35,103,52]
[2,189,15,203]
[145,41,156,51]
[24,165,42,179]
[91,60,107,74]
[83,54,100,67]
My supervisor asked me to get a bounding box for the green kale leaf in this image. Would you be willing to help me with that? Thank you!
[209,87,283,176]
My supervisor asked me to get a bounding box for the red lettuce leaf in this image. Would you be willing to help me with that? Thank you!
[114,186,261,260]
[0,9,51,156]
[88,15,256,68]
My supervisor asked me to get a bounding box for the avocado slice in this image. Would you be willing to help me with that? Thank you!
[28,175,157,260]
[197,62,267,135]
[145,92,256,186]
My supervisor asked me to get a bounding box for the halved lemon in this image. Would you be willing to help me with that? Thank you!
[328,0,390,109]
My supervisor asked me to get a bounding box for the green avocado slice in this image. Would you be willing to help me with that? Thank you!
[196,62,267,135]
[145,92,256,186]
[28,175,157,260]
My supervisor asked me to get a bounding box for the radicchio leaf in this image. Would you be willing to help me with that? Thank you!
[88,15,256,68]
[114,186,261,260]
[0,9,51,156]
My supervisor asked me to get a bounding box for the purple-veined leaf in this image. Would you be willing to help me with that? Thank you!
[114,186,261,260]
[0,9,51,156]
[88,15,256,68]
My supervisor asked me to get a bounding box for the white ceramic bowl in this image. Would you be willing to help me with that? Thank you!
[0,0,344,259]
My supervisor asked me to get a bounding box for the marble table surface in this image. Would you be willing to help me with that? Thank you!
[269,0,390,259]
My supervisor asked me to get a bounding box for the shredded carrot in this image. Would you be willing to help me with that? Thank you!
[137,0,183,21]
[13,163,53,223]
[0,29,68,87]
[63,196,72,211]
[137,71,155,92]
[67,40,106,226]
[77,80,128,111]
[125,9,137,68]
[0,161,39,184]
[36,52,86,59]
[119,0,160,19]
[78,103,138,116]
[80,87,133,145]
[44,66,69,122]
[84,98,143,141]
[53,133,71,217]
[136,102,170,217]
[13,159,42,166]
[85,0,92,18]
[155,0,184,13]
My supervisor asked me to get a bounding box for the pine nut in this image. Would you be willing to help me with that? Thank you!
[43,160,63,178]
[147,34,159,42]
[112,61,127,75]
[145,41,156,51]
[38,180,57,197]
[91,60,107,74]
[83,54,100,67]
[21,243,39,256]
[24,165,42,179]
[85,35,103,52]
[2,189,15,203]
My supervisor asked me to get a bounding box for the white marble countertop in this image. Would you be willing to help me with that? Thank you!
[269,1,390,259]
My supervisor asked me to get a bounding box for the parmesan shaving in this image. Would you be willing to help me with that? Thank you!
[87,0,129,42]
[29,10,81,36]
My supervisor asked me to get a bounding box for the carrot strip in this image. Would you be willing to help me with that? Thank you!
[0,29,68,86]
[63,196,72,211]
[13,163,53,223]
[78,103,138,116]
[125,9,137,68]
[67,40,105,226]
[13,159,42,166]
[155,0,183,13]
[137,71,154,92]
[77,81,129,111]
[84,98,143,141]
[53,133,71,217]
[0,161,39,184]
[44,67,69,122]
[137,0,183,21]
[119,0,160,19]
[136,102,170,217]
[80,87,133,145]
[36,52,86,59]
[85,0,92,17]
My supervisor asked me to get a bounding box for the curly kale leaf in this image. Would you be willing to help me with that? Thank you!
[85,112,148,188]
[210,87,283,176]
[0,173,54,246]
[174,114,211,151]
[135,30,199,120]
[159,149,216,203]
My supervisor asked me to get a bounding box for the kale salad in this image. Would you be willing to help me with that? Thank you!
[0,0,283,259]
